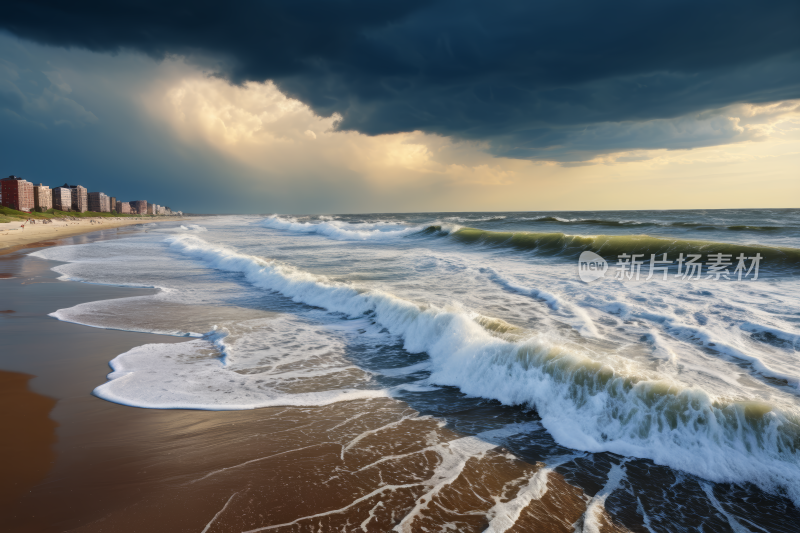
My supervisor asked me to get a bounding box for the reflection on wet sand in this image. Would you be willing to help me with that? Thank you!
[0,371,57,519]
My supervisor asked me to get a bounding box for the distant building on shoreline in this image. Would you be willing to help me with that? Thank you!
[1,176,34,212]
[88,191,110,213]
[2,173,181,216]
[33,183,52,211]
[67,184,88,213]
[51,185,72,211]
[130,200,147,215]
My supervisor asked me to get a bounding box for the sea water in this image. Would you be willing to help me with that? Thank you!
[31,209,800,531]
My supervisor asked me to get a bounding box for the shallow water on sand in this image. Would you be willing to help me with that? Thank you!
[19,210,800,531]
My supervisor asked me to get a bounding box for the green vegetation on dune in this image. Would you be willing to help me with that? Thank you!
[0,206,155,223]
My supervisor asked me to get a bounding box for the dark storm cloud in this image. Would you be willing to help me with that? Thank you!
[3,0,800,160]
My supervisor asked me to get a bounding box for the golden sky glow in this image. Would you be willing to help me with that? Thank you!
[144,68,800,212]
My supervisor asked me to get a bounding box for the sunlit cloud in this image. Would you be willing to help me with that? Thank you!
[1,30,798,213]
[142,64,800,210]
[144,72,521,191]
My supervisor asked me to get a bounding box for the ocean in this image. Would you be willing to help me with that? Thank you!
[30,209,800,531]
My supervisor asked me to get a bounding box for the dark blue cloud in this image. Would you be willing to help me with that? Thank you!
[2,0,799,161]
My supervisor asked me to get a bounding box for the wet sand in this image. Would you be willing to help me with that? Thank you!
[0,371,57,517]
[0,236,638,532]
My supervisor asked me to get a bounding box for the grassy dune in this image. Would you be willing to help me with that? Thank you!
[0,206,153,223]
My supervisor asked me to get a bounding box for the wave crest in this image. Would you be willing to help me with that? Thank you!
[423,226,800,268]
[258,215,421,241]
[162,233,800,504]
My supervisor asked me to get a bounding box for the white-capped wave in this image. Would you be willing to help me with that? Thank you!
[180,224,208,232]
[163,233,800,505]
[740,322,800,349]
[258,215,421,241]
[444,215,507,223]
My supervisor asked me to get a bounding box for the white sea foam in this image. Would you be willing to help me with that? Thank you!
[740,322,800,348]
[700,483,757,533]
[258,215,421,241]
[593,297,800,389]
[481,266,599,337]
[180,224,207,232]
[484,453,579,533]
[484,467,551,532]
[444,215,507,223]
[378,361,433,376]
[93,316,388,410]
[577,462,628,533]
[393,422,540,533]
[161,234,800,505]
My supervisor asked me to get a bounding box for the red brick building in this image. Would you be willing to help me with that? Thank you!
[1,176,34,212]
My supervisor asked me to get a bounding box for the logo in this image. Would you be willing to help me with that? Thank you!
[578,251,608,283]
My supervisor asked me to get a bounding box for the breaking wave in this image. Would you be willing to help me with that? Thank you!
[524,216,652,227]
[161,233,800,505]
[524,217,787,232]
[258,215,421,241]
[423,226,800,268]
[444,215,507,223]
[180,224,207,232]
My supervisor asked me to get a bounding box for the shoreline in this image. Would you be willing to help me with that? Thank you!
[0,216,196,255]
[0,232,574,532]
[1,226,746,531]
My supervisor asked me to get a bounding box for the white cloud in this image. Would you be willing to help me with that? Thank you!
[144,72,519,190]
[140,65,800,210]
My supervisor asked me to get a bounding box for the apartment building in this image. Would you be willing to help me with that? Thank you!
[52,185,72,211]
[69,184,88,213]
[130,200,147,215]
[88,191,110,213]
[33,183,52,211]
[1,176,34,212]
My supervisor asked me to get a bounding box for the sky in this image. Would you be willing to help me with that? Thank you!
[1,1,799,214]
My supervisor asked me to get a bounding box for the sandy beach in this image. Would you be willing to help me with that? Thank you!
[0,217,190,254]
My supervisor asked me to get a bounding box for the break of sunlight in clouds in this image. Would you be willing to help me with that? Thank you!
[143,71,520,191]
[143,67,800,210]
[6,29,796,213]
[579,100,800,166]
